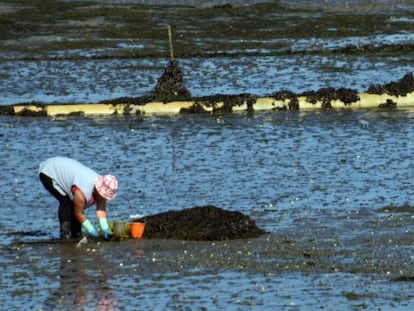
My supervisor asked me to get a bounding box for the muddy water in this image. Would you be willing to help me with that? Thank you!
[2,1,414,310]
[2,110,414,310]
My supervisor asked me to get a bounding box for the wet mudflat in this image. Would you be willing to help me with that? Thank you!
[2,109,414,310]
[2,0,414,310]
[1,0,414,104]
[5,221,414,310]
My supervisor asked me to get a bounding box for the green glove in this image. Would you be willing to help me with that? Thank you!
[99,218,112,240]
[82,219,98,237]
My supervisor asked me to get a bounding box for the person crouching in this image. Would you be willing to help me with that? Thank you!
[39,156,118,240]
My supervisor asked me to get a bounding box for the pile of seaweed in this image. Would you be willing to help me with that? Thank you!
[151,60,191,100]
[133,205,265,241]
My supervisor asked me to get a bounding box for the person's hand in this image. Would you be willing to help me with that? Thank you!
[102,228,113,240]
[99,218,113,240]
[82,219,99,237]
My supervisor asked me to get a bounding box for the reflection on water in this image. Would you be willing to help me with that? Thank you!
[44,246,119,310]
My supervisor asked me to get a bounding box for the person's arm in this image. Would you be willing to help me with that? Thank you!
[96,196,111,239]
[73,190,98,237]
[73,190,87,223]
[95,195,107,214]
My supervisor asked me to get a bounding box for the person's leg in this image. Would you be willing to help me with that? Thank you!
[70,209,82,237]
[39,173,74,238]
[58,197,74,239]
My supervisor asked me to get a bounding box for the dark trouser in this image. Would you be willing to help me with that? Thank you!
[39,173,82,237]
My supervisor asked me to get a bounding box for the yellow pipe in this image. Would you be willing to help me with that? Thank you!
[7,91,414,116]
[47,104,118,115]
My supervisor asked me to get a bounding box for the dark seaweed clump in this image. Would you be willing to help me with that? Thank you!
[100,95,154,106]
[367,72,414,96]
[378,99,397,109]
[0,102,47,116]
[390,276,414,282]
[273,87,359,109]
[273,90,299,110]
[151,60,191,101]
[134,205,265,241]
[302,87,360,107]
[0,105,15,116]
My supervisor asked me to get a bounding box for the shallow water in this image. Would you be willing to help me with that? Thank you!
[2,0,414,310]
[3,110,414,310]
[1,0,414,104]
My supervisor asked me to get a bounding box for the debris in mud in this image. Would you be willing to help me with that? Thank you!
[151,59,191,101]
[367,72,414,96]
[133,205,265,241]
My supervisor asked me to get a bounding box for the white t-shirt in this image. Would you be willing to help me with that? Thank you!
[39,156,99,202]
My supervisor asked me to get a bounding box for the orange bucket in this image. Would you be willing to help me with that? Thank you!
[130,222,145,238]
